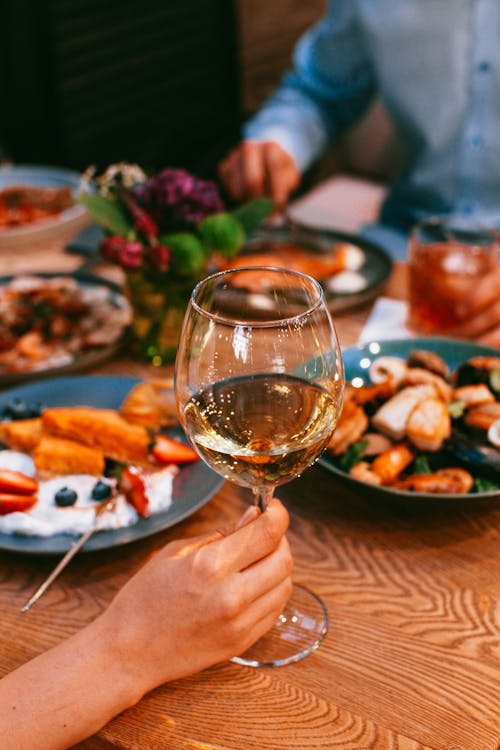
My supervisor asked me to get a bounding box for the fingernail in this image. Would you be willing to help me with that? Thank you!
[235,505,260,529]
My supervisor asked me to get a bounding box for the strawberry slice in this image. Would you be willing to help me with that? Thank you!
[0,469,38,496]
[0,493,38,515]
[152,434,199,465]
[120,466,150,518]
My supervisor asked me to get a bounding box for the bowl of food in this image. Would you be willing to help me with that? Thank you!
[0,164,90,249]
[319,337,500,503]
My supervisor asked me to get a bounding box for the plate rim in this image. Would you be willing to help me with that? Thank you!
[318,336,500,502]
[0,374,223,554]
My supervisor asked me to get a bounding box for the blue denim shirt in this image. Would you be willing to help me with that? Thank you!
[244,0,500,234]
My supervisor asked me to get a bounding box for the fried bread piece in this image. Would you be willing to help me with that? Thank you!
[119,379,177,430]
[0,418,42,452]
[41,407,151,465]
[34,436,105,476]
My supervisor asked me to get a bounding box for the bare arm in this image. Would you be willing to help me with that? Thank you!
[0,499,292,750]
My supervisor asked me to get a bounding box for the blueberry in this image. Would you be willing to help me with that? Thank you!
[55,487,78,507]
[91,480,112,501]
[3,398,30,420]
[2,398,43,420]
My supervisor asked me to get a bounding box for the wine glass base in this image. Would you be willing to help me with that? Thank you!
[231,583,329,668]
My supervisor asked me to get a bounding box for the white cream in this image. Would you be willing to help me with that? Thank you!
[0,451,36,476]
[0,452,174,537]
[328,270,367,293]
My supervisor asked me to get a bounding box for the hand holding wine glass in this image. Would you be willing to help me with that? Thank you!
[175,267,345,666]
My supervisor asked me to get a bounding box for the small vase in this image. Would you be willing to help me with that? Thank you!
[124,272,195,365]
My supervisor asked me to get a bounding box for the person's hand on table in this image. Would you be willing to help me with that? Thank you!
[218,140,300,208]
[450,265,500,348]
[0,498,292,750]
[107,497,292,690]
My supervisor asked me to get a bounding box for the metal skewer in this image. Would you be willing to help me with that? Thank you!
[21,499,115,612]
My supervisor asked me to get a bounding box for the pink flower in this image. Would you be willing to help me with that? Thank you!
[134,212,158,240]
[148,243,170,272]
[99,235,127,263]
[118,241,144,269]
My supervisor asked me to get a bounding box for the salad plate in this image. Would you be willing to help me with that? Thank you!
[318,337,500,503]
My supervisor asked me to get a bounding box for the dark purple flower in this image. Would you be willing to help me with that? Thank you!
[148,243,170,272]
[134,168,224,230]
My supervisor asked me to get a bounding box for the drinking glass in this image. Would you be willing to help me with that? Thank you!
[175,267,345,667]
[408,215,499,334]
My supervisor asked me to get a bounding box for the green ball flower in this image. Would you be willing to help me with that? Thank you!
[198,212,245,257]
[161,232,206,277]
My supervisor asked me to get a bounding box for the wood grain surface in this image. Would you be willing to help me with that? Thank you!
[1,247,499,750]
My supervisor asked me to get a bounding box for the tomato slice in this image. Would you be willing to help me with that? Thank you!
[0,493,38,515]
[0,469,38,496]
[152,434,199,465]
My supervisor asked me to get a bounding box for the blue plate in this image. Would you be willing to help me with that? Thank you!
[318,337,500,503]
[0,164,89,247]
[0,375,223,554]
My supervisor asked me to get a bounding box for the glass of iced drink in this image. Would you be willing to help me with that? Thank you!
[408,216,499,334]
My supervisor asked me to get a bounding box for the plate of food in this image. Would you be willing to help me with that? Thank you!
[222,223,393,313]
[0,272,132,386]
[0,164,90,248]
[319,337,500,502]
[0,374,223,554]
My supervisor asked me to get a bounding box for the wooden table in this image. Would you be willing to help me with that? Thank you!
[1,248,500,750]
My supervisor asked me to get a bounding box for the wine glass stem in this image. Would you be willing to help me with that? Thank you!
[253,487,274,512]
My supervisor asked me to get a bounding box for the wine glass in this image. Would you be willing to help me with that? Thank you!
[175,267,345,667]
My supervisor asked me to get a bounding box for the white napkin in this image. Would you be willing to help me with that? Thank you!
[358,297,413,344]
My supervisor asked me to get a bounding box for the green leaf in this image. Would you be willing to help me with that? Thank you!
[231,197,274,234]
[335,440,367,472]
[79,193,133,236]
[411,455,432,475]
[473,476,500,493]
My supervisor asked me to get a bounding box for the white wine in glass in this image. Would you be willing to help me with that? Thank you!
[175,267,344,666]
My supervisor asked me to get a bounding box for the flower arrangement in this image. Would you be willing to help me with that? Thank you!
[79,163,273,363]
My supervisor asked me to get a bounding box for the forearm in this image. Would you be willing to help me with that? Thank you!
[0,613,144,750]
[244,0,376,173]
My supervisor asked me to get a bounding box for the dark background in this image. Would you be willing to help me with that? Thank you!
[0,0,241,177]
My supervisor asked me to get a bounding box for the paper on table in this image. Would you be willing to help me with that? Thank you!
[358,297,413,344]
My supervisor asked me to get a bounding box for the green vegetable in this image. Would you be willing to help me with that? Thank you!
[447,400,465,419]
[335,440,367,472]
[489,369,500,395]
[411,455,432,475]
[473,476,500,493]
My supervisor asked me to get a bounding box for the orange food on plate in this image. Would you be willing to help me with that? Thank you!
[0,185,74,228]
[41,406,151,466]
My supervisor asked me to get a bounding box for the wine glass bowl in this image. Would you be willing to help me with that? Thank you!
[175,267,345,666]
